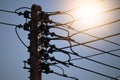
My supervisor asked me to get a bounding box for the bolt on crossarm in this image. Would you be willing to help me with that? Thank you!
[29,4,42,80]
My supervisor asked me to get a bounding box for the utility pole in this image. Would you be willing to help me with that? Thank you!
[29,4,42,80]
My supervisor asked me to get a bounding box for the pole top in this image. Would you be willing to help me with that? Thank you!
[31,4,42,11]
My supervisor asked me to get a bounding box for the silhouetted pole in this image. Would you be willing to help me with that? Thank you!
[30,4,42,80]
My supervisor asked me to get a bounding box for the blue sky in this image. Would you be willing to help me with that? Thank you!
[0,0,120,80]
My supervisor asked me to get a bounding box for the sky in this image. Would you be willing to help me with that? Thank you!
[0,0,120,80]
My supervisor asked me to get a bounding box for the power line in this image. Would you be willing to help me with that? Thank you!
[15,27,28,48]
[54,46,120,70]
[74,6,120,21]
[0,9,17,14]
[0,21,20,27]
[72,41,120,69]
[70,63,118,80]
[0,12,29,48]
[70,48,120,62]
[53,35,120,71]
[15,7,30,12]
[64,0,104,13]
[49,70,78,80]
[0,22,28,48]
[0,3,120,80]
[70,19,120,37]
[56,6,120,31]
[60,32,120,50]
[0,9,24,16]
[82,32,120,46]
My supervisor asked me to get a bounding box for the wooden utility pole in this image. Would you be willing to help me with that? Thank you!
[30,4,42,80]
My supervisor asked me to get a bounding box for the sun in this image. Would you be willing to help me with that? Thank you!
[80,5,100,25]
[71,0,105,28]
[81,6,98,18]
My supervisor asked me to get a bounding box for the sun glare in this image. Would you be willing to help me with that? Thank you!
[81,6,98,18]
[80,5,99,25]
[71,0,106,28]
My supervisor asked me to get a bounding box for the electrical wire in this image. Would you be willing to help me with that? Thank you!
[0,9,17,14]
[0,9,23,16]
[49,26,72,62]
[50,25,70,37]
[46,4,119,80]
[51,70,79,80]
[64,0,104,13]
[69,6,120,24]
[52,65,65,75]
[61,1,120,29]
[69,63,118,80]
[73,39,120,58]
[0,21,27,48]
[58,46,120,70]
[46,10,75,23]
[54,7,120,32]
[53,46,120,71]
[114,75,120,80]
[51,27,74,62]
[0,21,20,27]
[97,7,120,15]
[59,33,120,60]
[70,6,120,48]
[50,47,120,80]
[49,27,73,40]
[49,56,69,67]
[15,27,28,48]
[61,32,120,49]
[67,40,120,70]
[0,21,28,51]
[1,4,119,80]
[82,32,120,46]
[52,47,72,63]
[51,7,120,50]
[15,7,30,12]
[70,19,120,37]
[70,48,120,62]
[52,20,76,30]
[52,20,120,48]
[67,37,78,56]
